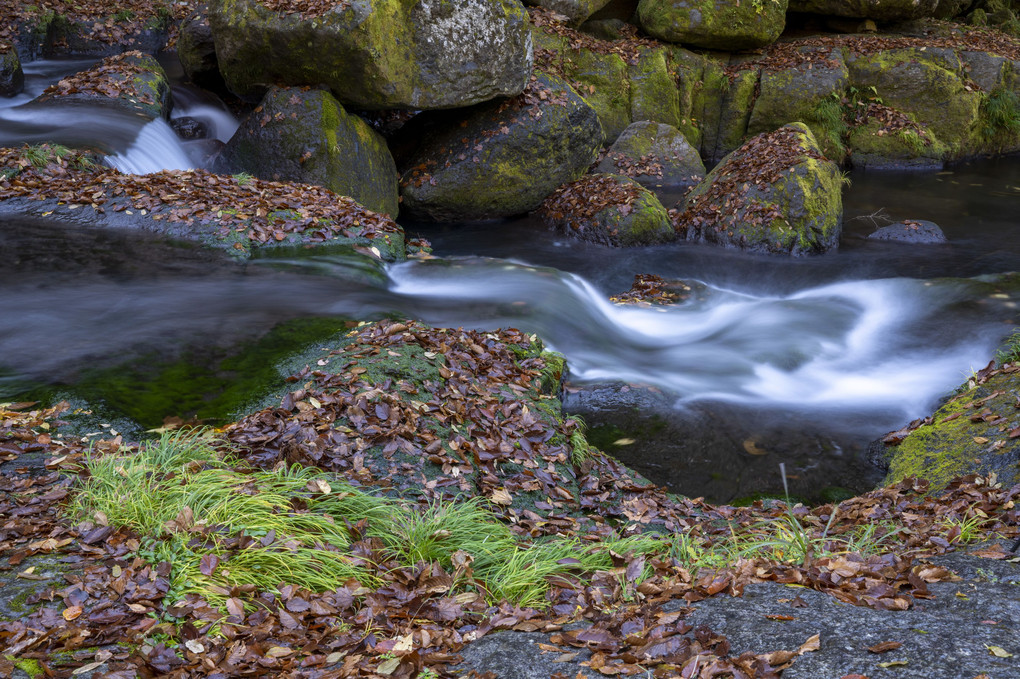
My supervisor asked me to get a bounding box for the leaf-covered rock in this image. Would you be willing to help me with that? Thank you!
[596,121,705,191]
[215,86,400,217]
[539,173,676,246]
[0,46,23,97]
[674,123,843,255]
[522,0,614,26]
[848,112,946,170]
[636,0,789,50]
[207,0,533,109]
[789,0,942,22]
[399,72,604,222]
[35,50,171,120]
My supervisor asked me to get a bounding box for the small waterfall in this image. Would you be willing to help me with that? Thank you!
[105,118,195,174]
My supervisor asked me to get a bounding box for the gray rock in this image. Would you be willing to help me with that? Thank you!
[636,0,788,50]
[453,631,598,678]
[523,0,614,26]
[216,87,400,217]
[1,46,24,97]
[597,121,705,191]
[789,0,942,21]
[177,9,222,90]
[399,72,604,222]
[208,0,533,109]
[868,219,948,243]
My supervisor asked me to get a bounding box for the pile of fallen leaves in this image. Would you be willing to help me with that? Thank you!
[0,0,191,54]
[672,126,825,239]
[610,273,702,306]
[537,174,643,239]
[1,322,1019,677]
[598,148,668,181]
[528,6,661,66]
[257,0,351,20]
[0,146,401,249]
[849,101,935,142]
[39,50,162,110]
[729,21,1020,74]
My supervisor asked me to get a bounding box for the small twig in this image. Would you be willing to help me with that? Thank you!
[847,207,894,227]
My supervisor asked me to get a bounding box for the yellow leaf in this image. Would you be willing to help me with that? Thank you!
[265,646,293,658]
[613,438,636,446]
[63,605,83,621]
[986,645,1013,658]
[878,660,909,668]
[377,657,400,675]
[490,488,512,505]
[973,436,990,444]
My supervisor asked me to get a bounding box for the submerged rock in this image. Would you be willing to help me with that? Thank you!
[208,0,533,109]
[596,121,705,191]
[674,123,843,255]
[636,0,788,50]
[868,219,948,243]
[399,72,604,221]
[539,173,676,246]
[215,87,400,217]
[0,46,24,97]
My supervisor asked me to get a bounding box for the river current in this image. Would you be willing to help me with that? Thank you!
[2,59,1018,501]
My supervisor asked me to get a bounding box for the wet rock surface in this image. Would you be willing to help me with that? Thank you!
[868,219,948,243]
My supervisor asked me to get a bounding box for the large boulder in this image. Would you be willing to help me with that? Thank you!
[629,47,682,130]
[674,123,843,255]
[539,173,676,246]
[746,47,849,160]
[692,59,759,164]
[596,121,705,190]
[789,0,942,21]
[33,50,171,120]
[215,87,399,217]
[208,0,533,109]
[523,0,614,25]
[636,0,788,50]
[847,106,947,170]
[399,72,604,221]
[178,10,223,91]
[847,47,983,159]
[1,46,24,97]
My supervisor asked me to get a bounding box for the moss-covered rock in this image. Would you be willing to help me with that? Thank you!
[208,0,533,108]
[789,0,941,20]
[696,64,760,164]
[884,367,1020,491]
[746,47,849,155]
[535,29,632,142]
[636,0,788,50]
[0,47,24,97]
[399,72,604,221]
[33,50,171,120]
[523,0,614,25]
[671,47,706,149]
[848,117,947,169]
[215,87,400,217]
[596,120,705,190]
[629,47,682,131]
[674,123,843,255]
[539,173,676,246]
[177,11,223,91]
[847,47,983,159]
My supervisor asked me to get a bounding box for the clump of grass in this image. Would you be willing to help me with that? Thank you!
[995,328,1020,366]
[233,171,256,186]
[810,96,848,161]
[567,416,593,466]
[980,87,1020,146]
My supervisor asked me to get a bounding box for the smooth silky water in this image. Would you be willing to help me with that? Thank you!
[2,59,1018,502]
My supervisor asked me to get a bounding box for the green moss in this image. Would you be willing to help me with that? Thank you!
[5,657,44,678]
[979,86,1020,151]
[636,0,787,49]
[629,48,681,131]
[886,369,1020,490]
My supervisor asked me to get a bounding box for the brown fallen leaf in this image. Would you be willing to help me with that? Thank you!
[867,641,902,653]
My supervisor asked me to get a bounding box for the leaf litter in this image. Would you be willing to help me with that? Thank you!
[1,320,1018,678]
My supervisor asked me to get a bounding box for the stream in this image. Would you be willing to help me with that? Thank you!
[2,59,1019,502]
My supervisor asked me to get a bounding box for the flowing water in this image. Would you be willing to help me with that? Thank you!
[2,59,1019,501]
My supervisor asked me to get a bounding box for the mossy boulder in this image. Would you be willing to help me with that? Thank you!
[629,47,682,131]
[596,121,705,190]
[848,117,947,170]
[636,0,788,50]
[746,48,849,154]
[1,47,24,97]
[178,11,223,91]
[883,367,1020,491]
[789,0,941,20]
[539,173,676,246]
[208,0,533,108]
[674,123,843,255]
[847,48,983,158]
[215,87,399,217]
[33,51,171,120]
[523,0,614,25]
[694,61,759,164]
[533,28,632,142]
[399,72,605,221]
